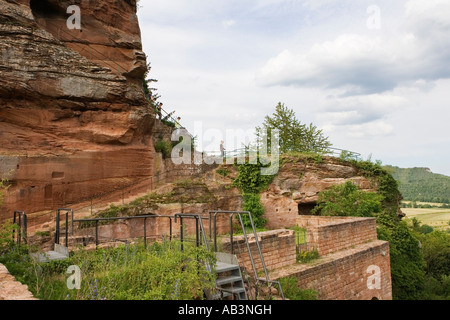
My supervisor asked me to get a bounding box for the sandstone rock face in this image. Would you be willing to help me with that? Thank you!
[262,156,376,229]
[0,0,155,224]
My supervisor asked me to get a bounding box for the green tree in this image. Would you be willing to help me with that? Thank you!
[312,181,383,217]
[379,221,425,300]
[256,102,331,154]
[311,166,427,299]
[420,231,450,279]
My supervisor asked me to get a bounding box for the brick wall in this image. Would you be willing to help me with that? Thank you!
[297,216,378,256]
[271,240,392,300]
[220,229,297,274]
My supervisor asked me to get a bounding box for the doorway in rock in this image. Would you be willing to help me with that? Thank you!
[30,0,64,20]
[297,202,318,216]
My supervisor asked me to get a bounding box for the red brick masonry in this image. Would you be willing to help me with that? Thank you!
[222,216,392,300]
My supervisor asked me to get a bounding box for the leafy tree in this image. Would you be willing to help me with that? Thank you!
[256,102,331,154]
[312,163,427,300]
[419,231,450,279]
[386,166,450,203]
[312,181,383,217]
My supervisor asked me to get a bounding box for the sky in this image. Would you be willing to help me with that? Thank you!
[136,0,450,176]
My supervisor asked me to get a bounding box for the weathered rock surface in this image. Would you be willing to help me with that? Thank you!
[0,263,37,300]
[261,155,376,229]
[0,0,156,224]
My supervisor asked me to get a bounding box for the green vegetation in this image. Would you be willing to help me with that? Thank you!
[0,225,216,300]
[155,139,173,158]
[232,160,275,229]
[403,207,450,232]
[0,178,9,206]
[255,102,332,154]
[312,181,383,217]
[386,166,450,203]
[278,276,318,300]
[296,249,320,264]
[215,167,230,177]
[408,220,450,300]
[314,158,427,300]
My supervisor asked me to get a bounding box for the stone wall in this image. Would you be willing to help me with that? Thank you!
[296,216,378,256]
[219,216,392,300]
[271,241,392,300]
[0,264,37,300]
[220,229,297,274]
[0,0,155,224]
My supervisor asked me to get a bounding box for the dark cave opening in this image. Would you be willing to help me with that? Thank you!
[298,202,318,216]
[30,0,65,20]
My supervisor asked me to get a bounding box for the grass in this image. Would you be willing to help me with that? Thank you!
[0,240,217,300]
[402,207,450,231]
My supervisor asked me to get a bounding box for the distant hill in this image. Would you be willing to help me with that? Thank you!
[385,166,450,203]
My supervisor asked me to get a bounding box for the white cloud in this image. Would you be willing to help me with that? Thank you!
[222,19,236,28]
[137,1,450,175]
[256,0,450,94]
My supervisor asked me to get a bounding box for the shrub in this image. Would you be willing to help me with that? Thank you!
[155,139,172,158]
[1,240,217,300]
[241,193,267,229]
[297,249,320,263]
[312,181,383,217]
[278,276,318,300]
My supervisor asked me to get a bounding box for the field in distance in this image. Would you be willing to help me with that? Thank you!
[402,206,450,231]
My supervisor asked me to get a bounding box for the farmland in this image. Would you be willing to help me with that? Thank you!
[402,207,450,231]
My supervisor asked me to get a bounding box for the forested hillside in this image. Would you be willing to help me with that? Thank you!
[385,166,450,203]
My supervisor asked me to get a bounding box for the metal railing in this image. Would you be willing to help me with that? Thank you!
[54,208,73,247]
[58,213,175,249]
[12,211,27,245]
[208,210,285,300]
[174,213,209,251]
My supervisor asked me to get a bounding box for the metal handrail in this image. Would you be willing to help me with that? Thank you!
[209,210,285,300]
[13,211,27,245]
[208,210,268,281]
[73,214,174,248]
[174,213,209,251]
[173,213,213,273]
[55,208,73,247]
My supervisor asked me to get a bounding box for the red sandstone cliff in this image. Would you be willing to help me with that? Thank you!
[0,0,156,223]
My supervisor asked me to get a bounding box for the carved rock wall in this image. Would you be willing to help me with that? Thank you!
[261,156,376,229]
[0,0,155,224]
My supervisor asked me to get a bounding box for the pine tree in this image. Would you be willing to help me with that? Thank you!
[256,102,331,154]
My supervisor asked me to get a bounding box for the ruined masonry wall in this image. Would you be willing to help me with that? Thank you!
[282,241,392,300]
[220,229,297,273]
[297,216,378,256]
[0,264,37,300]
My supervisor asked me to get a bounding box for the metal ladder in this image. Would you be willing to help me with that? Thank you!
[209,210,285,300]
[174,213,248,300]
[214,252,247,300]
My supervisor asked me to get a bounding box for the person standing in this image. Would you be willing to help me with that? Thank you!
[220,140,225,157]
[175,117,181,135]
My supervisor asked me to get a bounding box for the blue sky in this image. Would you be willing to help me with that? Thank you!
[137,0,450,176]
